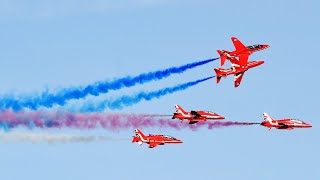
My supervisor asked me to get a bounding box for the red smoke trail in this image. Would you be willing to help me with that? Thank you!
[0,110,258,131]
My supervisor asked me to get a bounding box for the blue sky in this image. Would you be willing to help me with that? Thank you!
[0,0,319,179]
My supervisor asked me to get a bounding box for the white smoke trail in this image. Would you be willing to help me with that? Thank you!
[0,132,129,143]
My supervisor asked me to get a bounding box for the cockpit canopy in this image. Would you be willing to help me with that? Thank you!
[290,119,303,123]
[162,135,177,140]
[197,110,214,114]
[247,44,262,49]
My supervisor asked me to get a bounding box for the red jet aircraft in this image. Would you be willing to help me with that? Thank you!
[260,112,312,130]
[172,105,225,124]
[214,56,264,87]
[217,37,269,66]
[132,129,183,148]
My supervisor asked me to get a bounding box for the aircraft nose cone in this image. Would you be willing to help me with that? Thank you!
[260,122,266,126]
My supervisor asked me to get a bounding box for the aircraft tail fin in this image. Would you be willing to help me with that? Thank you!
[217,76,222,84]
[133,129,146,142]
[263,112,273,122]
[217,50,228,66]
[175,105,187,115]
[214,68,224,84]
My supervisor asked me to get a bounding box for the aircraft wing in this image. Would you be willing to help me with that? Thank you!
[191,111,203,118]
[231,37,246,51]
[148,141,162,148]
[278,123,291,129]
[234,72,245,88]
[238,53,249,65]
[189,121,198,124]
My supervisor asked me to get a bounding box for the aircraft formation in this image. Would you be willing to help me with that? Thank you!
[0,36,312,146]
[132,37,312,148]
[215,37,268,88]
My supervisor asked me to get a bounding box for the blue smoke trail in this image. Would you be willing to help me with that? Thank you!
[0,58,217,111]
[80,76,214,112]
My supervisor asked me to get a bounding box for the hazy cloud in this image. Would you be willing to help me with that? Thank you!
[0,131,128,143]
[0,0,171,19]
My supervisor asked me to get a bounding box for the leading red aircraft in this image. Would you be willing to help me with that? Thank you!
[217,37,269,66]
[214,56,264,87]
[260,112,312,130]
[172,105,225,124]
[132,129,183,148]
